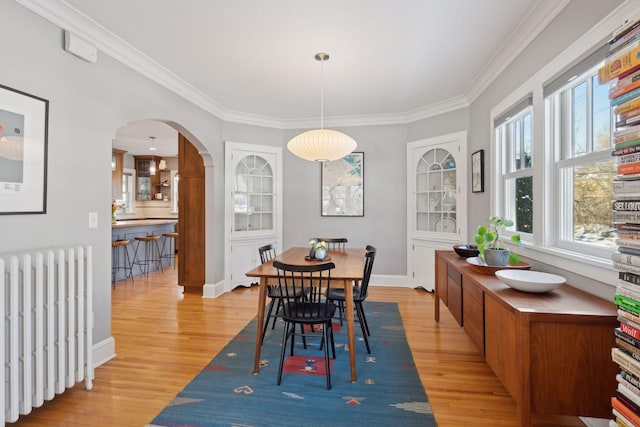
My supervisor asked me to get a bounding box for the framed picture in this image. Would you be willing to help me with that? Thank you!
[321,152,364,216]
[471,149,484,193]
[0,84,49,214]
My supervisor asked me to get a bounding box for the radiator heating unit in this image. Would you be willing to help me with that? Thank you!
[1,245,94,424]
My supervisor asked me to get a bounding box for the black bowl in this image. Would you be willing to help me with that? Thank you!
[453,244,480,258]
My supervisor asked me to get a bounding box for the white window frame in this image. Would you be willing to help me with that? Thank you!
[495,108,534,240]
[488,3,640,290]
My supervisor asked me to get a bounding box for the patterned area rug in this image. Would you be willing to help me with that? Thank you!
[148,301,437,427]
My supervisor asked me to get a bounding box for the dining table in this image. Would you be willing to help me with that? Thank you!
[245,246,366,382]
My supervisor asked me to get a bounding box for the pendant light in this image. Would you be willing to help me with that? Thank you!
[287,53,356,162]
[149,136,157,176]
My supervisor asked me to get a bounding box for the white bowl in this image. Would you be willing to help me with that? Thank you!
[495,270,566,293]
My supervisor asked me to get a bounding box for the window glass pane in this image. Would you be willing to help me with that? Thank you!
[572,159,615,248]
[515,176,533,233]
[513,121,521,171]
[522,114,532,169]
[592,75,611,152]
[572,81,587,156]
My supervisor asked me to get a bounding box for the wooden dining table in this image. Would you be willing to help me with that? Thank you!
[245,246,366,382]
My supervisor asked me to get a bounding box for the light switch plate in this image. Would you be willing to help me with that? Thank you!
[88,212,98,229]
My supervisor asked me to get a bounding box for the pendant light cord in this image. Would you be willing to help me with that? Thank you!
[320,56,324,130]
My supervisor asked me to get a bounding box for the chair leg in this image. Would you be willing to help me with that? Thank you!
[277,322,292,386]
[355,303,370,354]
[261,298,276,344]
[323,323,332,390]
[271,299,282,329]
[357,301,370,336]
[338,301,344,325]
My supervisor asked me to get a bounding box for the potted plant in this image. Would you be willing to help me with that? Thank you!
[473,216,523,266]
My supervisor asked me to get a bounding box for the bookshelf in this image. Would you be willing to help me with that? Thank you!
[600,15,640,426]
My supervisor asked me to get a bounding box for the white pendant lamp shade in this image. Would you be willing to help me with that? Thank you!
[287,128,356,162]
[288,52,356,162]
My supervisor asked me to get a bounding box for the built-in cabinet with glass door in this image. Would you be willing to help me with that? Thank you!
[225,142,282,290]
[407,131,467,291]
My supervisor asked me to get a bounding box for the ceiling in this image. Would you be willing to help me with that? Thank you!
[20,0,571,155]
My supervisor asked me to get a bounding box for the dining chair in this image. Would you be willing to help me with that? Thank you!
[325,245,376,354]
[273,260,337,389]
[319,237,348,250]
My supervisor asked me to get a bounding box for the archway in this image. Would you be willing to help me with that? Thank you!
[112,119,208,292]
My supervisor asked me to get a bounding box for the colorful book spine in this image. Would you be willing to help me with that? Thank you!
[622,369,640,390]
[617,338,640,361]
[613,87,640,106]
[615,97,640,116]
[616,327,640,348]
[621,322,640,340]
[613,347,640,379]
[618,153,640,165]
[617,239,640,250]
[613,145,640,157]
[614,200,640,211]
[614,262,640,276]
[621,271,640,285]
[613,395,640,426]
[618,162,640,175]
[614,211,640,224]
[601,44,640,83]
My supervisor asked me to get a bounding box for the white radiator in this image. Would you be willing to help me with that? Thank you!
[1,245,94,424]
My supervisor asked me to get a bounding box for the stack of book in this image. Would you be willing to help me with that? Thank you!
[601,17,640,427]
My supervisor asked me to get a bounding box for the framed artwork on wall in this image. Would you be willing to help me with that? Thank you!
[321,152,364,216]
[472,149,484,193]
[0,84,49,215]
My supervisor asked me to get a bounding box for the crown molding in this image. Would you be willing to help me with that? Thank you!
[465,0,571,103]
[15,0,566,129]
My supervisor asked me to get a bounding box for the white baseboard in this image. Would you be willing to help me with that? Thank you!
[370,274,414,288]
[93,336,116,368]
[203,280,226,298]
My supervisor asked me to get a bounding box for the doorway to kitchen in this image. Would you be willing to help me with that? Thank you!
[112,119,206,292]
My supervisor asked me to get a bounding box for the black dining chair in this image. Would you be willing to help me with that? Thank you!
[325,245,376,354]
[319,237,348,250]
[273,260,337,389]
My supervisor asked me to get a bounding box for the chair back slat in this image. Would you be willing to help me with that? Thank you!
[258,243,277,264]
[358,245,376,298]
[319,237,348,250]
[273,261,335,320]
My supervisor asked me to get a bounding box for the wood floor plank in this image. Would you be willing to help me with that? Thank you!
[9,267,591,426]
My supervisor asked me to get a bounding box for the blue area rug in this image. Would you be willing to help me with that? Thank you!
[148,301,437,427]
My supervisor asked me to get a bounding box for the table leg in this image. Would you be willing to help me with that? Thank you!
[344,279,356,382]
[253,276,268,374]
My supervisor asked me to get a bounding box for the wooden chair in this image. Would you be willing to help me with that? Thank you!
[318,237,348,250]
[273,260,337,389]
[325,245,376,354]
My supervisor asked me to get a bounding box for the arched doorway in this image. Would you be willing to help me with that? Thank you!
[112,119,206,292]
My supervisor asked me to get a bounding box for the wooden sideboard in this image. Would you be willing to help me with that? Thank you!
[435,250,617,426]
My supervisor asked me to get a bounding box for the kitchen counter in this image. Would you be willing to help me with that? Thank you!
[112,219,177,229]
[111,219,178,280]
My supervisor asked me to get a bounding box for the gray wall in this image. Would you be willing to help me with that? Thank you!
[0,2,227,344]
[283,124,407,275]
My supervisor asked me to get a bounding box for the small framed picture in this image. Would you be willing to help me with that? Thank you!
[471,149,484,193]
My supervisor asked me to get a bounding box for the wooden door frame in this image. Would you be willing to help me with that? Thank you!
[178,133,206,292]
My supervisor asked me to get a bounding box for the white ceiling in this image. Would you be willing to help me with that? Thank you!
[19,0,571,155]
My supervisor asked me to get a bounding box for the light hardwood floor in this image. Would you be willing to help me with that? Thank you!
[10,264,590,426]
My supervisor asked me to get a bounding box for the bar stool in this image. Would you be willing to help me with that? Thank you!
[132,235,164,277]
[161,232,179,269]
[111,239,134,288]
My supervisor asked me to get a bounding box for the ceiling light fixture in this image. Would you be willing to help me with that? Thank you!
[149,136,157,151]
[287,53,356,162]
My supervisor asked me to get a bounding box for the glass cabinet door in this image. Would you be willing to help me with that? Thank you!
[233,155,274,232]
[415,148,457,233]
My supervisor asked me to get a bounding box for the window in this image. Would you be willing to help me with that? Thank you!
[122,171,134,213]
[495,98,533,236]
[546,63,614,254]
